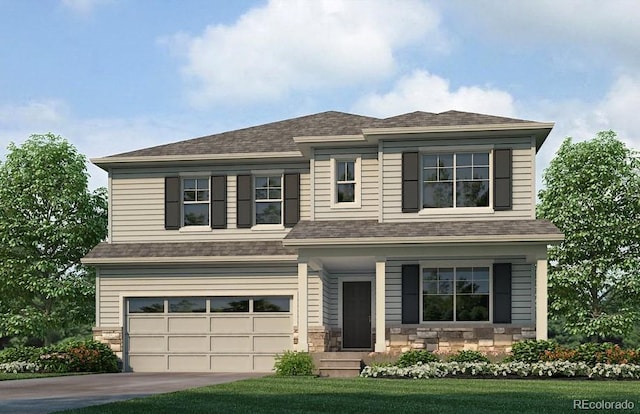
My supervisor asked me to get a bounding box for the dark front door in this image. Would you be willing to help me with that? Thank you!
[342,281,372,349]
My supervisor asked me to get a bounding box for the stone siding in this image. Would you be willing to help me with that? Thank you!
[93,326,123,360]
[385,325,535,353]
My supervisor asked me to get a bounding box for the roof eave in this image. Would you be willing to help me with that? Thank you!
[81,255,299,265]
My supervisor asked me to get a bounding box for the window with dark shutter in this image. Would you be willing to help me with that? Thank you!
[164,177,180,230]
[494,149,512,210]
[493,263,512,323]
[236,174,252,228]
[402,152,420,212]
[284,173,300,228]
[211,175,227,229]
[402,264,420,324]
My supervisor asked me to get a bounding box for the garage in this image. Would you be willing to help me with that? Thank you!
[125,296,293,372]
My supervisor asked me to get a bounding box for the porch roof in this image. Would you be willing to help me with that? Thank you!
[82,240,297,265]
[283,219,563,246]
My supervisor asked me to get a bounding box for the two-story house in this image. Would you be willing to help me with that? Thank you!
[83,110,563,373]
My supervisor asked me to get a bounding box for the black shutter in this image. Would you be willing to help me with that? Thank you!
[165,177,180,230]
[402,264,420,324]
[284,173,300,228]
[236,175,252,228]
[402,152,420,212]
[494,149,512,210]
[211,175,227,229]
[493,263,512,323]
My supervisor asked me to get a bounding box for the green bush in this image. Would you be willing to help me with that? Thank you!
[507,340,558,363]
[396,350,439,367]
[273,351,315,376]
[446,350,490,363]
[572,343,616,364]
[0,346,41,364]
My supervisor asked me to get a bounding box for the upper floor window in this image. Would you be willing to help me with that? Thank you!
[255,176,282,225]
[422,152,489,209]
[336,160,356,202]
[183,178,209,226]
[422,266,490,322]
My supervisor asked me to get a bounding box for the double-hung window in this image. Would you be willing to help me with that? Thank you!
[422,266,490,322]
[255,176,282,225]
[336,160,356,202]
[183,178,209,226]
[422,152,490,209]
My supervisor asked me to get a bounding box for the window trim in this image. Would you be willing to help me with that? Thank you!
[419,261,494,324]
[252,174,284,229]
[419,148,494,214]
[181,176,211,228]
[330,155,362,209]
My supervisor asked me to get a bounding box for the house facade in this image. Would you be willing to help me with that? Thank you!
[83,110,563,372]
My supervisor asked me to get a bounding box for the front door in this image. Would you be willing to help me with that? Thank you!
[342,281,371,349]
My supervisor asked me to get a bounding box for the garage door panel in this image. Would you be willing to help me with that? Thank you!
[129,355,167,372]
[212,355,252,372]
[168,336,208,352]
[129,336,166,352]
[254,336,292,353]
[253,355,277,372]
[169,355,209,372]
[253,316,291,333]
[211,317,251,333]
[129,317,166,334]
[168,317,208,333]
[211,336,251,352]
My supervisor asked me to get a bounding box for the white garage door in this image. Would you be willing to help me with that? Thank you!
[125,296,293,372]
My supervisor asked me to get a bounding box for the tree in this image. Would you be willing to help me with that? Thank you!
[0,134,107,345]
[538,131,640,341]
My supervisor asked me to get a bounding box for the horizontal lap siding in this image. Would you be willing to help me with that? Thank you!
[314,147,379,220]
[98,265,298,327]
[385,258,532,324]
[308,271,322,326]
[110,165,309,242]
[382,138,535,222]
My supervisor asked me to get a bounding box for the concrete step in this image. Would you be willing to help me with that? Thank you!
[319,358,362,368]
[318,366,362,378]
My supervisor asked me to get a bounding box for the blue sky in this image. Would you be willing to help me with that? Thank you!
[1,0,639,189]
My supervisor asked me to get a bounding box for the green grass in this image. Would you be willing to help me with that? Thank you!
[0,372,87,381]
[60,376,640,414]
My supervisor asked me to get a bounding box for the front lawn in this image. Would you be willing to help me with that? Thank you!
[0,372,87,381]
[61,376,640,414]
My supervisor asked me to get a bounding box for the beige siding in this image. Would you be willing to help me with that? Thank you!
[385,259,533,324]
[109,164,309,243]
[308,270,322,326]
[381,137,536,222]
[313,147,379,220]
[98,264,298,327]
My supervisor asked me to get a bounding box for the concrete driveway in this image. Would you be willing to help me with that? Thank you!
[0,372,264,414]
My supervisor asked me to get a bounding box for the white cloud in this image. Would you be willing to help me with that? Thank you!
[353,70,515,117]
[61,0,112,15]
[164,0,445,107]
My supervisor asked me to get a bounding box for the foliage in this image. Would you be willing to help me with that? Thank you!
[396,350,439,367]
[538,131,640,340]
[446,349,490,363]
[507,340,558,363]
[273,351,314,376]
[0,346,41,364]
[0,361,41,373]
[361,361,640,379]
[0,134,108,345]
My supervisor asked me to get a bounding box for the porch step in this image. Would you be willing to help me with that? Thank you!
[313,352,367,377]
[319,358,362,369]
[318,366,362,378]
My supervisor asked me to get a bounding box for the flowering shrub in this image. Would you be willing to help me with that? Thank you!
[396,350,438,367]
[360,361,640,380]
[0,361,42,374]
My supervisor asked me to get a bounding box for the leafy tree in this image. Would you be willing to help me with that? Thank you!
[538,131,640,341]
[0,134,107,345]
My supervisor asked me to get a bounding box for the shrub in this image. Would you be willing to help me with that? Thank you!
[38,340,119,373]
[0,346,42,364]
[508,340,558,363]
[0,361,41,373]
[396,350,439,367]
[273,351,315,376]
[447,350,490,363]
[596,345,640,365]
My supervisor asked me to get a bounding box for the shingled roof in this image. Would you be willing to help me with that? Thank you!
[283,219,562,244]
[82,240,297,263]
[106,110,534,158]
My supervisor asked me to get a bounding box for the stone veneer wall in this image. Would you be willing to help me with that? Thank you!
[93,327,123,360]
[385,326,536,353]
[307,326,342,352]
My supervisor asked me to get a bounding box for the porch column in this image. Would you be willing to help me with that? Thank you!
[297,261,309,351]
[375,257,386,352]
[535,259,548,340]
